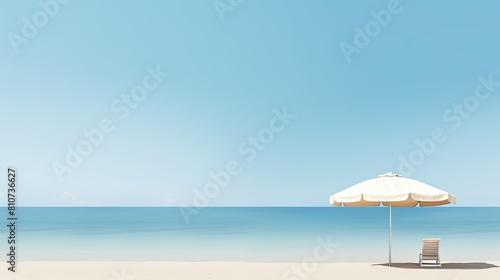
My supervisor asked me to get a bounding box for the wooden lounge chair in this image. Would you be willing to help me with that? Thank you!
[419,238,441,267]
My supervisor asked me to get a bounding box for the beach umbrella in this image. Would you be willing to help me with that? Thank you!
[329,172,456,266]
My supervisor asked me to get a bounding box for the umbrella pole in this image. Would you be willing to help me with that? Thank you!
[389,202,392,266]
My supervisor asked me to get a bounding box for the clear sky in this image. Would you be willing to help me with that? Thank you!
[1,0,499,206]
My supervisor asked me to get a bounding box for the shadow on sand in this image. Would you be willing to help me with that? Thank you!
[373,262,499,270]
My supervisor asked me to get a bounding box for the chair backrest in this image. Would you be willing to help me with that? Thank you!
[422,238,440,256]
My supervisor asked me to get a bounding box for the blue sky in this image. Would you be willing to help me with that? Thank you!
[1,0,499,206]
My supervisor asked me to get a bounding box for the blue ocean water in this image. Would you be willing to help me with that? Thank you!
[0,207,499,262]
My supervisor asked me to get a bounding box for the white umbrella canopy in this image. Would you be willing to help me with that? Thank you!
[329,172,456,266]
[330,172,456,207]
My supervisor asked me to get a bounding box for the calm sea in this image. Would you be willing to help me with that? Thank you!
[0,207,499,262]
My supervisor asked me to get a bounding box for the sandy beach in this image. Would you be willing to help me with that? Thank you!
[1,261,499,280]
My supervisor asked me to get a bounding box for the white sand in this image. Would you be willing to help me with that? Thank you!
[1,261,499,280]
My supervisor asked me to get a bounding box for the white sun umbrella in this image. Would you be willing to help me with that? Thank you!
[329,172,456,266]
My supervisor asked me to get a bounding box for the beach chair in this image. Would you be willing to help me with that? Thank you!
[419,238,441,267]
